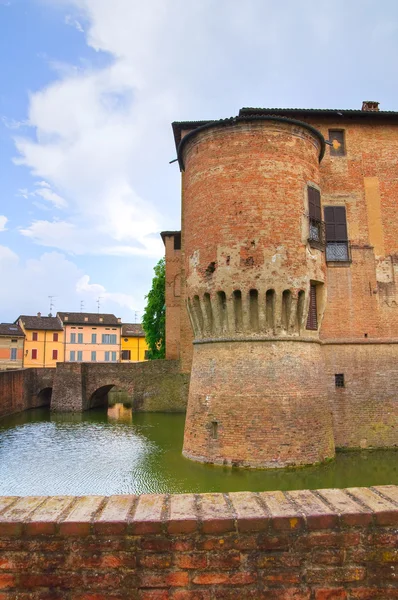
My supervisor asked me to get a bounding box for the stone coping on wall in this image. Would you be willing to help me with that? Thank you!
[1,486,398,536]
[0,486,397,598]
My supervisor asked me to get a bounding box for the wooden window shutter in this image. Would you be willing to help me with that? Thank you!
[308,187,321,221]
[324,206,348,241]
[306,284,318,330]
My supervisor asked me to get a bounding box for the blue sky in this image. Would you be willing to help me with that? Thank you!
[1,0,398,322]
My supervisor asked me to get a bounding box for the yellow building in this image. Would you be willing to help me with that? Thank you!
[0,323,24,370]
[17,314,64,368]
[121,324,148,362]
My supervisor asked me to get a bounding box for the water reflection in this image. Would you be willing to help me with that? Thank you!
[0,405,397,497]
[107,404,133,424]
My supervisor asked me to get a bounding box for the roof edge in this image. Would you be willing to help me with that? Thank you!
[177,115,325,171]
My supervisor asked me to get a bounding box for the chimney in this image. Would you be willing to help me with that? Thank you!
[37,312,41,317]
[117,318,121,323]
[362,101,379,112]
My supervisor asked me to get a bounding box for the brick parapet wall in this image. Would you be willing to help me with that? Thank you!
[0,486,397,598]
[0,368,54,420]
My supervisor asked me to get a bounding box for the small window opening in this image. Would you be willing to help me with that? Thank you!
[329,129,345,156]
[226,256,230,266]
[174,233,181,250]
[282,290,292,331]
[266,289,275,330]
[211,421,218,440]
[364,333,368,338]
[233,290,243,332]
[335,374,345,388]
[249,289,259,332]
[217,291,227,332]
[205,261,216,276]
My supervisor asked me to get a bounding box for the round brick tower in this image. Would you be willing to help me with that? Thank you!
[179,116,335,468]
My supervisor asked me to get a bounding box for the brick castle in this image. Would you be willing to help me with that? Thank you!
[162,101,398,468]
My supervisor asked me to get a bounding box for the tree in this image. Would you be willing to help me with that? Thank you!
[142,258,165,359]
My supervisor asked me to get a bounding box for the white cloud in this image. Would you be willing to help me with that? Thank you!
[65,14,84,32]
[76,274,134,310]
[34,187,67,209]
[34,180,51,188]
[0,247,140,322]
[19,218,163,257]
[16,181,67,209]
[0,244,18,263]
[0,216,8,232]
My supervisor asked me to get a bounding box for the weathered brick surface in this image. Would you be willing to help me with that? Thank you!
[0,487,397,598]
[184,340,334,468]
[0,368,54,419]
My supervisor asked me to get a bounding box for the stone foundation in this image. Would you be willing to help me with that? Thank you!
[183,340,334,468]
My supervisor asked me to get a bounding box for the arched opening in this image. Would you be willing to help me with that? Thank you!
[89,384,115,409]
[89,385,133,409]
[36,387,52,407]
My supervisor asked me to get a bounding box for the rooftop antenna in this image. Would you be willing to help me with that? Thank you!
[97,297,103,313]
[80,300,85,313]
[134,310,139,324]
[48,295,56,317]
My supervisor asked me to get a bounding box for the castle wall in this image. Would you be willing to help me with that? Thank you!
[306,118,398,341]
[324,342,398,449]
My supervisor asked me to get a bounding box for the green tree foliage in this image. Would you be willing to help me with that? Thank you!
[142,258,166,359]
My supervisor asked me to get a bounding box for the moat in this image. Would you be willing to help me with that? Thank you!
[0,405,397,496]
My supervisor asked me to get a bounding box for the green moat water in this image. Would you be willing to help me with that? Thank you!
[0,405,397,496]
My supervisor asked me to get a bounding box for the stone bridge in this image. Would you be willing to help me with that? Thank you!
[0,361,188,418]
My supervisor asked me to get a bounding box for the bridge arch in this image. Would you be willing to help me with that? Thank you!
[89,385,116,409]
[36,387,52,407]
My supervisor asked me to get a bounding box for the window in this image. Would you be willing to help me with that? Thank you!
[211,421,218,440]
[70,333,76,344]
[335,374,345,388]
[329,129,345,156]
[77,351,83,362]
[306,284,318,330]
[324,206,350,262]
[52,350,58,360]
[102,334,117,344]
[105,351,110,361]
[32,349,38,360]
[124,338,128,342]
[70,351,75,362]
[53,333,58,342]
[32,332,38,341]
[111,351,117,362]
[11,338,17,343]
[307,186,324,248]
[91,351,96,362]
[77,333,83,344]
[10,348,17,361]
[91,333,97,344]
[121,350,131,360]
